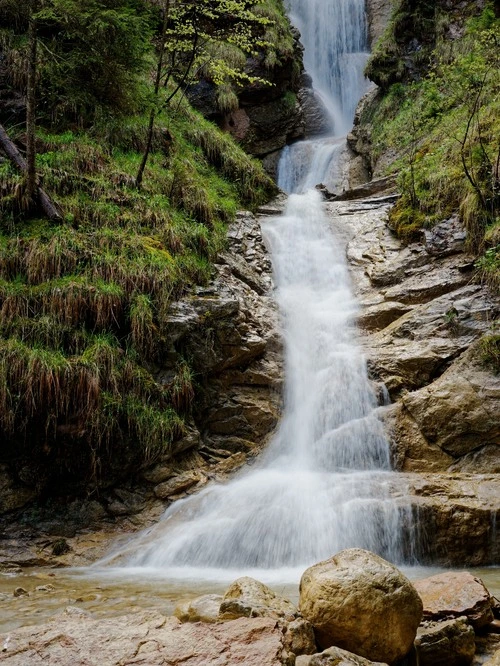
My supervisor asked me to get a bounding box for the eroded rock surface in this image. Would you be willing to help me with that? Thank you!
[0,608,294,666]
[219,576,298,621]
[0,208,284,569]
[297,646,389,666]
[329,195,499,477]
[415,617,475,666]
[414,572,494,629]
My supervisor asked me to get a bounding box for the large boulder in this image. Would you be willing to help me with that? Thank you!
[299,549,423,664]
[413,572,494,629]
[414,617,475,666]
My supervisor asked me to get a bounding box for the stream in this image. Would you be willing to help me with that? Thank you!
[1,0,498,635]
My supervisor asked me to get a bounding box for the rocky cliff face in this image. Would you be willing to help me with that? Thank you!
[0,207,284,564]
[326,191,499,565]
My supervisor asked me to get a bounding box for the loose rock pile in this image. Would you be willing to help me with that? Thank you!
[1,548,499,666]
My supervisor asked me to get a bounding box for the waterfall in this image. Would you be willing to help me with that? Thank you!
[104,0,411,578]
[278,0,370,194]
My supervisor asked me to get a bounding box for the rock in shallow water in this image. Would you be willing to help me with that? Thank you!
[299,548,423,665]
[174,594,223,623]
[219,576,298,621]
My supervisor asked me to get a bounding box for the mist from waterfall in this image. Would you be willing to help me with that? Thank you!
[102,0,412,578]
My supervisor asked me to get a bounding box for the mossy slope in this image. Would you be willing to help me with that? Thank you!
[0,98,276,494]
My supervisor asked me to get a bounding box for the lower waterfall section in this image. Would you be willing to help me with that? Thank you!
[107,191,413,575]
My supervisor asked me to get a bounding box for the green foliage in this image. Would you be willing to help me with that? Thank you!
[369,4,500,283]
[0,0,153,125]
[479,332,500,374]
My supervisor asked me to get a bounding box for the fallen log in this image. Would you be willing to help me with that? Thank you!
[0,122,61,221]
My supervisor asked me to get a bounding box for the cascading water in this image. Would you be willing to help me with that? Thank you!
[104,0,412,578]
[278,0,370,194]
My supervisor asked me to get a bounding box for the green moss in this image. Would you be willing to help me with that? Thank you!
[369,5,500,260]
[479,333,500,373]
[0,79,275,493]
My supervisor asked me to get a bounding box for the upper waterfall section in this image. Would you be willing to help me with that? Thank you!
[287,0,370,135]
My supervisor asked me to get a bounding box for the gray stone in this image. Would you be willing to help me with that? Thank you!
[415,617,475,666]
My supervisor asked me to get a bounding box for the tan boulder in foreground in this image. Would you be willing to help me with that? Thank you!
[299,548,423,665]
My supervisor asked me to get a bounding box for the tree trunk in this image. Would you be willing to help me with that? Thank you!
[136,0,170,189]
[26,0,38,201]
[0,123,61,221]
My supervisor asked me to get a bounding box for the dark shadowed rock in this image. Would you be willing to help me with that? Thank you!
[415,617,475,666]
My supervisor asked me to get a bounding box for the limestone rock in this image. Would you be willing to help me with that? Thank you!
[174,594,223,623]
[485,649,500,666]
[448,445,500,474]
[403,474,500,565]
[414,572,494,629]
[415,617,475,666]
[366,0,394,45]
[153,471,201,499]
[283,619,317,660]
[423,216,466,258]
[0,610,292,665]
[297,645,389,666]
[0,465,36,513]
[219,576,298,621]
[401,344,500,457]
[382,403,454,472]
[299,548,423,664]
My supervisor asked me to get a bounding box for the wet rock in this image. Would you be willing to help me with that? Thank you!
[383,403,454,472]
[448,445,500,474]
[13,587,28,597]
[476,634,500,665]
[333,176,397,202]
[0,610,293,665]
[0,465,36,513]
[414,572,494,629]
[400,343,500,458]
[299,548,422,664]
[358,301,412,331]
[153,471,202,499]
[298,87,332,137]
[296,646,389,666]
[35,584,55,592]
[366,0,394,45]
[403,474,500,565]
[415,617,475,666]
[219,576,298,621]
[422,216,467,258]
[174,594,223,623]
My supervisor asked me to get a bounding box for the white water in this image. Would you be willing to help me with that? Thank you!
[278,0,371,194]
[101,0,412,578]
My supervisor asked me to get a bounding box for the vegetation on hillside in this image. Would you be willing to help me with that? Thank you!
[0,0,280,495]
[365,3,500,291]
